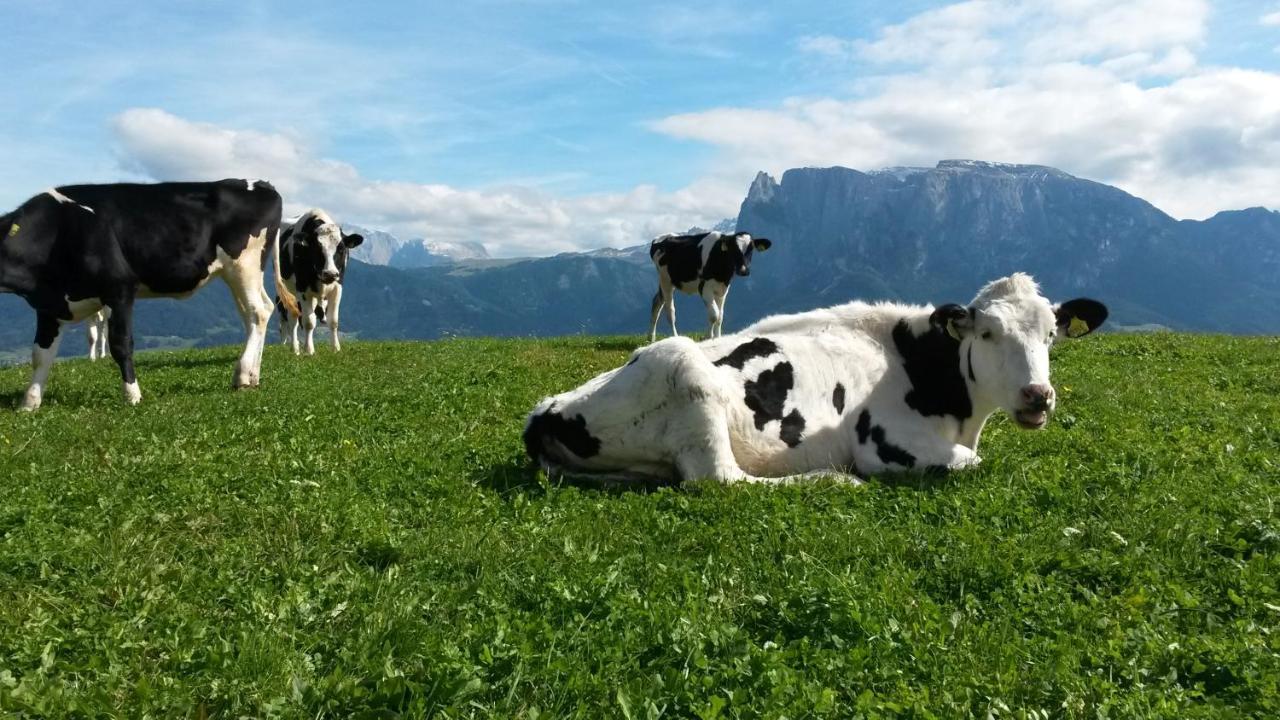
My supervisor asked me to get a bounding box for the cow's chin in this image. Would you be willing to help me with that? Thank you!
[1013,409,1049,430]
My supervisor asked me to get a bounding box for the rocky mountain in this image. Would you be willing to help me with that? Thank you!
[389,238,490,268]
[731,161,1280,332]
[345,225,403,266]
[2,160,1277,363]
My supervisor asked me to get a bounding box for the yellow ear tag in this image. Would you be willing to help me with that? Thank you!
[7,223,17,237]
[1068,317,1089,338]
[945,319,962,341]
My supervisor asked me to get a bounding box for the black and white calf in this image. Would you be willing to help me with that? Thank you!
[526,273,1107,484]
[648,231,771,341]
[275,209,363,354]
[0,180,298,410]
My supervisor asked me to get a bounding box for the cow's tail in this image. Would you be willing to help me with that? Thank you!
[272,225,300,318]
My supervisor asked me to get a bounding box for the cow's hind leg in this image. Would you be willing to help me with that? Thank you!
[648,290,664,343]
[20,312,64,411]
[326,286,343,351]
[105,300,141,405]
[224,232,274,388]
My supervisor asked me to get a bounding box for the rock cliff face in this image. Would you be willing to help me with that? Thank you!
[734,161,1279,331]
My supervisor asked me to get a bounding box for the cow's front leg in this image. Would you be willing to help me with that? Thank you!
[301,296,318,356]
[943,444,982,470]
[20,312,64,411]
[105,301,141,405]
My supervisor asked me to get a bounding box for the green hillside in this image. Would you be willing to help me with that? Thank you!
[0,335,1277,717]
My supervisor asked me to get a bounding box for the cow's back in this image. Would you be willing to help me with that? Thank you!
[59,180,282,294]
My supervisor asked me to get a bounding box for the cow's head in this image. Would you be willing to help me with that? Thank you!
[721,232,771,277]
[300,211,363,284]
[931,273,1107,430]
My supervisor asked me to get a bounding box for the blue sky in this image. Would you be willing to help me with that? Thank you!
[2,1,1278,255]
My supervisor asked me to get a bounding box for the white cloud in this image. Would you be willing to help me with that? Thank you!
[658,0,1279,219]
[1262,9,1280,26]
[111,109,739,257]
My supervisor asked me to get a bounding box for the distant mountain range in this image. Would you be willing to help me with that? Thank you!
[345,224,491,268]
[2,160,1277,362]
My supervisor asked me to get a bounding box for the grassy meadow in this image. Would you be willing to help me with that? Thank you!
[0,333,1277,718]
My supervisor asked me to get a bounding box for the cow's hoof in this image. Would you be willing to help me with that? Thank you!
[19,389,42,412]
[122,382,142,406]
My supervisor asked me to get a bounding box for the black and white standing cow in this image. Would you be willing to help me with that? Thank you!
[275,209,363,354]
[526,273,1107,484]
[0,180,298,410]
[648,230,771,341]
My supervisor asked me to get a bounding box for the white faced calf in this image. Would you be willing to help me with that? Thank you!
[276,209,364,354]
[526,273,1107,484]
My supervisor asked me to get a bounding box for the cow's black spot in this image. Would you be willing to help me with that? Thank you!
[966,344,975,382]
[744,361,793,430]
[743,361,805,446]
[522,411,601,462]
[891,320,973,421]
[780,410,805,448]
[832,383,846,414]
[714,337,779,369]
[856,409,871,444]
[870,425,916,468]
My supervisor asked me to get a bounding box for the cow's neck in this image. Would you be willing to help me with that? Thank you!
[956,338,1001,451]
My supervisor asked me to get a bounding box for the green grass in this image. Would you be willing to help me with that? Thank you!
[0,334,1277,718]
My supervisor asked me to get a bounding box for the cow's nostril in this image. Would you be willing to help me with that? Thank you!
[1021,384,1054,409]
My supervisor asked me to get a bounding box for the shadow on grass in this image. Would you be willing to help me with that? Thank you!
[589,338,645,353]
[866,467,964,491]
[137,354,234,371]
[475,458,680,498]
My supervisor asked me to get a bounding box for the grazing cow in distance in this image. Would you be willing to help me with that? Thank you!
[275,209,363,354]
[86,308,111,361]
[526,273,1108,484]
[0,180,298,410]
[648,230,771,341]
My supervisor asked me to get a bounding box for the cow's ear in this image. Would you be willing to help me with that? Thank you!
[343,233,364,248]
[1054,298,1108,338]
[752,237,771,252]
[930,303,973,340]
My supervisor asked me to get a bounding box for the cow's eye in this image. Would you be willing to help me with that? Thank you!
[980,331,992,340]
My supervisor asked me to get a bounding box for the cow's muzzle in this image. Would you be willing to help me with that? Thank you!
[1014,384,1054,429]
[736,266,750,277]
[320,270,340,284]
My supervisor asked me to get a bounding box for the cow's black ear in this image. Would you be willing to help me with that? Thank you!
[752,237,772,252]
[930,303,973,340]
[1055,298,1108,338]
[343,233,364,248]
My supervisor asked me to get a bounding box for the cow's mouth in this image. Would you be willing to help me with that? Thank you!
[1014,409,1049,429]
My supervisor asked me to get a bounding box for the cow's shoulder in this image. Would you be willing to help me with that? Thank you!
[890,318,972,420]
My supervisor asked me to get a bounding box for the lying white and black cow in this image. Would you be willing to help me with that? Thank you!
[0,180,298,410]
[648,231,771,341]
[86,308,111,361]
[274,209,363,354]
[526,273,1107,484]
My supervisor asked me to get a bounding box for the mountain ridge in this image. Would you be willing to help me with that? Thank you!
[2,160,1276,361]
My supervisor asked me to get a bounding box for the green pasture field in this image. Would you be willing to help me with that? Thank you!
[0,334,1277,718]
